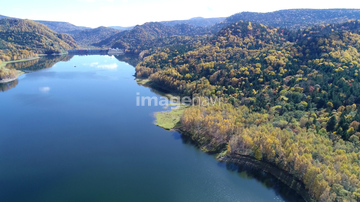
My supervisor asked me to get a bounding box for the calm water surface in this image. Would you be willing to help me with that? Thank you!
[0,55,304,202]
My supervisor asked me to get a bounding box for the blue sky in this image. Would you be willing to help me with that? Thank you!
[1,0,360,28]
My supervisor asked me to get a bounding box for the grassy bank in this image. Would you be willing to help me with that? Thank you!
[155,106,187,130]
[135,78,188,130]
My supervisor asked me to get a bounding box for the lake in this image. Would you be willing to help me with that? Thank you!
[0,55,304,202]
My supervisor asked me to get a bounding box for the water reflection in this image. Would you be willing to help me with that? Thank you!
[177,132,305,202]
[225,163,305,202]
[0,55,74,92]
[5,54,139,74]
[115,54,141,67]
[0,79,18,92]
[5,55,74,72]
[1,54,141,93]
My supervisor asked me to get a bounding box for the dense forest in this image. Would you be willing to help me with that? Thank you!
[135,20,360,201]
[0,19,77,62]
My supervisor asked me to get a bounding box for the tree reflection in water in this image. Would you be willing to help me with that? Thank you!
[0,79,18,92]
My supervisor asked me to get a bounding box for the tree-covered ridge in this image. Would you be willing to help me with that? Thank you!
[0,19,78,61]
[70,26,121,46]
[36,20,90,35]
[0,14,12,20]
[32,9,360,52]
[212,9,360,32]
[136,20,360,201]
[94,22,211,54]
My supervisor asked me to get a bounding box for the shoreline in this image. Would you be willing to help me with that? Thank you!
[136,77,313,202]
[0,77,18,84]
[175,128,313,202]
[219,153,313,202]
[0,56,40,83]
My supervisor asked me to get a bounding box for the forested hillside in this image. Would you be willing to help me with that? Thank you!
[70,26,120,46]
[135,20,360,201]
[94,22,211,54]
[0,15,12,20]
[0,19,77,61]
[94,9,360,56]
[36,20,89,35]
[212,9,360,32]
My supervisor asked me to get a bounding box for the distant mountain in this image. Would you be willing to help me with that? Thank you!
[94,22,211,53]
[35,20,90,34]
[5,9,360,53]
[0,16,120,47]
[0,16,89,34]
[109,26,134,31]
[71,26,121,46]
[108,16,225,31]
[161,17,225,27]
[0,15,12,20]
[212,9,360,32]
[97,9,360,52]
[0,19,78,61]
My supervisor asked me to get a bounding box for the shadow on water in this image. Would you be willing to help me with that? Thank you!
[177,132,305,202]
[0,79,18,92]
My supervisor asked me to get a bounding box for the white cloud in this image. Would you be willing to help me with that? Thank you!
[89,62,99,67]
[39,87,50,93]
[96,63,118,69]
